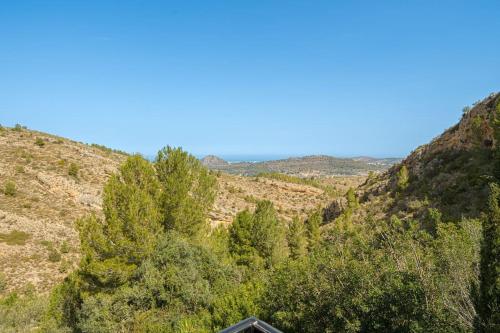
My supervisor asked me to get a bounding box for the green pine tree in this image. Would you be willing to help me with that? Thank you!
[77,155,163,288]
[304,209,322,250]
[478,183,500,332]
[229,200,288,268]
[155,146,217,238]
[287,216,308,260]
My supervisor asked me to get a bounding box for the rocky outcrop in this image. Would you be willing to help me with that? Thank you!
[401,92,499,179]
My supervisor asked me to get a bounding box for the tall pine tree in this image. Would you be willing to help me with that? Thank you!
[287,216,307,260]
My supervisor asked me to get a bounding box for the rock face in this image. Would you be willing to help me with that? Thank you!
[200,155,229,168]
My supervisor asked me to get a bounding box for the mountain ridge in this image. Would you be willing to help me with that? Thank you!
[201,154,401,176]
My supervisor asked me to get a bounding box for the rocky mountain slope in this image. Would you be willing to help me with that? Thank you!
[346,92,500,227]
[0,128,126,292]
[201,154,400,176]
[0,127,344,293]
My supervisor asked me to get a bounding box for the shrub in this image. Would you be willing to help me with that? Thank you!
[68,163,79,178]
[34,138,45,147]
[15,165,24,173]
[396,165,409,191]
[243,195,258,204]
[60,241,70,254]
[227,185,242,194]
[3,181,16,196]
[48,249,62,263]
[13,123,23,131]
[0,291,51,332]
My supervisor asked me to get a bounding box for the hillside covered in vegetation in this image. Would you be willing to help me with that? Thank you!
[0,93,499,333]
[201,154,400,176]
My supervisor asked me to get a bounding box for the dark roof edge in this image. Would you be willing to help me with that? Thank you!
[218,316,283,333]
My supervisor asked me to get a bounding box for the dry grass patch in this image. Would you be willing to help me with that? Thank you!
[0,230,31,246]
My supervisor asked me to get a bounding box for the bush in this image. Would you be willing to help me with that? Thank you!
[396,165,409,191]
[60,241,70,254]
[34,138,45,147]
[48,249,62,263]
[13,123,23,131]
[68,163,79,178]
[3,181,16,196]
[0,292,54,332]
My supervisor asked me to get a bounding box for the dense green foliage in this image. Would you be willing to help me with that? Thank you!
[156,147,217,238]
[263,216,482,332]
[477,184,500,332]
[229,200,288,268]
[477,101,500,332]
[287,217,307,260]
[304,208,322,250]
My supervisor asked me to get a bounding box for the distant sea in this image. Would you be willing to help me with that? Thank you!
[212,154,294,163]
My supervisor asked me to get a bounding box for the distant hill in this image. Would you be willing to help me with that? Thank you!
[200,155,229,168]
[200,154,401,176]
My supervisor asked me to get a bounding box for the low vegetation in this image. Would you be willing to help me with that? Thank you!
[3,181,16,196]
[90,143,128,156]
[67,162,79,178]
[0,230,31,246]
[34,138,45,147]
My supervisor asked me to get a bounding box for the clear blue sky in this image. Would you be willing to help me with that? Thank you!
[1,1,499,158]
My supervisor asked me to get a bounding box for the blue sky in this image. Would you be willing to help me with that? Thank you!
[1,1,499,158]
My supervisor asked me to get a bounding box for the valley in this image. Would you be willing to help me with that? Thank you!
[0,127,363,293]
